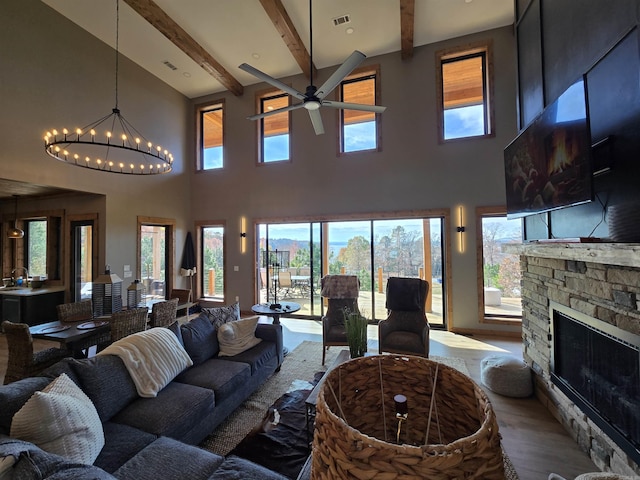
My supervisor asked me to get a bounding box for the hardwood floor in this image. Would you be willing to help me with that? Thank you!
[0,320,598,480]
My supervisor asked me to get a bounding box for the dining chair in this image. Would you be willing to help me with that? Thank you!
[320,275,360,365]
[108,307,149,343]
[378,277,430,357]
[149,298,178,328]
[169,289,191,304]
[56,299,93,323]
[2,320,70,384]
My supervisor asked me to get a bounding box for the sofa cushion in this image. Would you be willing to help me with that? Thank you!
[181,314,219,365]
[0,436,116,480]
[111,382,214,441]
[70,355,139,422]
[202,302,240,328]
[223,341,277,375]
[218,317,262,357]
[167,320,183,345]
[208,455,289,480]
[174,358,251,403]
[0,376,51,435]
[40,357,81,384]
[94,422,157,474]
[114,436,224,480]
[10,373,105,465]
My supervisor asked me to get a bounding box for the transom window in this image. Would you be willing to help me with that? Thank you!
[196,101,224,170]
[259,91,290,163]
[339,67,381,154]
[437,41,494,142]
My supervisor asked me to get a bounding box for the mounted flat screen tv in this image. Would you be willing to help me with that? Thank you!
[504,78,593,218]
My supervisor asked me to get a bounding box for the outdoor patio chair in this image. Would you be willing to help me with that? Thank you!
[2,320,70,384]
[149,298,178,328]
[321,274,360,365]
[277,271,294,299]
[378,277,430,357]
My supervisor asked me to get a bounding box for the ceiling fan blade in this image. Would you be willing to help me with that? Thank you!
[239,63,306,101]
[247,103,305,121]
[315,50,366,100]
[308,109,325,135]
[321,100,387,113]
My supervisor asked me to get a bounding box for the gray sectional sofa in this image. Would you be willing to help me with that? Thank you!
[0,312,287,479]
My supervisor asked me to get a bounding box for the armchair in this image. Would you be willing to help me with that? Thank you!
[320,275,360,365]
[378,277,430,357]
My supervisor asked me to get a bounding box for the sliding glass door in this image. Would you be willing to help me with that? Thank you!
[257,214,447,328]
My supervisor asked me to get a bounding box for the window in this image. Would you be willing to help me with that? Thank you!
[69,215,97,302]
[339,67,381,154]
[476,207,522,324]
[257,212,448,328]
[199,223,225,302]
[25,219,47,277]
[196,101,224,170]
[437,41,494,142]
[137,217,175,300]
[259,91,290,163]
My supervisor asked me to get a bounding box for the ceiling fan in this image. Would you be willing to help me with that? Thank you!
[239,0,386,135]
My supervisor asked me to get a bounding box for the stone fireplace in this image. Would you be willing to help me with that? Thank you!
[506,243,640,476]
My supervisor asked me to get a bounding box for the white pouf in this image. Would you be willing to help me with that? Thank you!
[480,355,533,398]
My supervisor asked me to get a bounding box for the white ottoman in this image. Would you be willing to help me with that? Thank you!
[480,355,533,398]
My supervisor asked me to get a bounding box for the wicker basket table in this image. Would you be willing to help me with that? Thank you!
[311,354,504,479]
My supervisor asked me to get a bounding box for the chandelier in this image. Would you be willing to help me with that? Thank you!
[43,0,173,175]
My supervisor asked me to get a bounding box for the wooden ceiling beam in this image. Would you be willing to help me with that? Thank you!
[123,0,244,96]
[400,0,415,61]
[258,0,317,81]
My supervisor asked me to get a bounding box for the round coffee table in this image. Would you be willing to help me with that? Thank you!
[251,301,300,325]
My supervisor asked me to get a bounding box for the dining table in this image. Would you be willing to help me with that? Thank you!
[30,318,111,358]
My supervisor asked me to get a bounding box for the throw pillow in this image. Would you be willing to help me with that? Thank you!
[10,373,105,464]
[202,302,240,328]
[218,317,262,357]
[180,313,219,365]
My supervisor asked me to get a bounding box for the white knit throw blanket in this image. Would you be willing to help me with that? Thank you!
[98,328,193,398]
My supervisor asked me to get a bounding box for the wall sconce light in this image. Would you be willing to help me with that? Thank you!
[240,217,247,254]
[457,206,466,253]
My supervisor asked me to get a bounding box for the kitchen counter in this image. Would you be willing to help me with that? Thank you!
[0,285,65,296]
[0,286,65,326]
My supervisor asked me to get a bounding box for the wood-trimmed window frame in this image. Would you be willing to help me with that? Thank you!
[195,99,225,171]
[475,206,522,326]
[136,216,176,298]
[195,220,226,305]
[337,64,383,156]
[436,40,495,144]
[256,88,292,165]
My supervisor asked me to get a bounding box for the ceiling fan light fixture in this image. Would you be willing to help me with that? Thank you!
[304,100,321,111]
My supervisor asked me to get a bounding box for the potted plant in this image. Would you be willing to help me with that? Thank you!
[343,307,368,358]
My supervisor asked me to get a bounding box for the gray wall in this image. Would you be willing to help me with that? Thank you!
[190,26,518,333]
[2,0,520,333]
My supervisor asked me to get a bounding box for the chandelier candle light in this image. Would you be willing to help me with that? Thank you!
[43,0,173,175]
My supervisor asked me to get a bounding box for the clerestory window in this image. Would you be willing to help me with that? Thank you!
[196,100,224,170]
[437,41,494,142]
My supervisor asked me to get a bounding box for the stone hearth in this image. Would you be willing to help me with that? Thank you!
[504,243,640,476]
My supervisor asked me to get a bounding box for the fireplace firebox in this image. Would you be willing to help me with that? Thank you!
[550,301,640,465]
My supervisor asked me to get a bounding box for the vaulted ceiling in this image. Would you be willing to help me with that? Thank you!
[42,0,513,99]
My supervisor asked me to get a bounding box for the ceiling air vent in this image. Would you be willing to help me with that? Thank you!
[332,15,351,27]
[162,60,178,71]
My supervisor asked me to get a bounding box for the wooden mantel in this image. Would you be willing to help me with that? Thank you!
[502,242,640,269]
